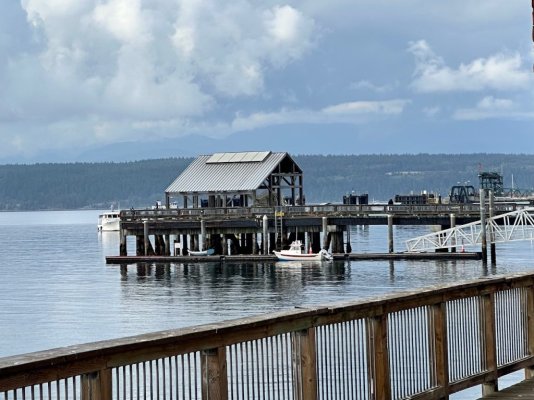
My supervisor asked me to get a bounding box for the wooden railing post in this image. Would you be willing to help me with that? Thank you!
[431,302,449,399]
[482,293,498,396]
[369,315,391,399]
[81,369,112,400]
[201,347,228,400]
[291,328,317,400]
[526,285,534,379]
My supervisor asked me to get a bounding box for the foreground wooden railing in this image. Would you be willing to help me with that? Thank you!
[1,273,534,399]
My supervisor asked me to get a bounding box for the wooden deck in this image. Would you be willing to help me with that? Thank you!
[106,251,482,264]
[478,378,534,399]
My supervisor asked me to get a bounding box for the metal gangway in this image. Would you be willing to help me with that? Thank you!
[406,207,534,252]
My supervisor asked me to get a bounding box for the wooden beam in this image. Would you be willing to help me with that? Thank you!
[292,328,317,400]
[81,369,112,400]
[201,348,228,400]
[482,293,498,396]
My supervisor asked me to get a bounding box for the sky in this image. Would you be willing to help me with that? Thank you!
[0,0,533,163]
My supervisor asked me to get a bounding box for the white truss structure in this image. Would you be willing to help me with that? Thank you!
[405,207,534,253]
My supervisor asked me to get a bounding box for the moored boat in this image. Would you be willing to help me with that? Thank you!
[273,240,332,262]
[97,208,120,231]
[188,248,215,256]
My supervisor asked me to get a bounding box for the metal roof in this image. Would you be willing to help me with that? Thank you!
[206,151,270,164]
[166,152,296,194]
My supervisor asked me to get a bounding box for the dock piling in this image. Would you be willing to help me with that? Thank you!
[388,214,394,253]
[479,189,488,264]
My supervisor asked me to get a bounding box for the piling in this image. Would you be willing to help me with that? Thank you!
[143,220,149,257]
[450,213,456,253]
[489,190,496,265]
[322,217,328,250]
[200,219,206,252]
[120,228,127,256]
[388,214,394,253]
[480,189,488,264]
[262,215,268,255]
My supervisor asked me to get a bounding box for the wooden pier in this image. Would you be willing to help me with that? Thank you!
[116,203,519,259]
[2,273,534,399]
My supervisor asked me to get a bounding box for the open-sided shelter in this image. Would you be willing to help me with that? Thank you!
[165,151,304,208]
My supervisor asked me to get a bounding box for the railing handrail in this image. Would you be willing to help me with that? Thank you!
[2,272,533,395]
[119,203,519,222]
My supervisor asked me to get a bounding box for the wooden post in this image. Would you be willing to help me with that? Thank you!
[119,228,127,256]
[431,302,449,399]
[222,235,228,256]
[182,234,188,255]
[201,347,228,400]
[143,220,149,257]
[322,217,328,250]
[311,232,321,253]
[292,328,318,400]
[387,214,394,254]
[369,315,391,399]
[482,293,498,395]
[489,190,496,264]
[81,369,112,400]
[164,234,170,256]
[450,214,456,253]
[263,215,268,255]
[479,189,488,264]
[526,285,534,379]
[200,219,206,252]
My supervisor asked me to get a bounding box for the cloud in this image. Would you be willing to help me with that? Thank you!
[422,106,440,117]
[408,40,532,92]
[0,1,318,159]
[230,99,409,132]
[322,100,408,116]
[349,80,395,93]
[453,96,534,120]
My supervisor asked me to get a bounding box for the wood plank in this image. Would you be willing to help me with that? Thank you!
[476,377,534,399]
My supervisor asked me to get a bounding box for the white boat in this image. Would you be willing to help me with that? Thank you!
[273,240,333,262]
[97,209,120,231]
[188,248,215,256]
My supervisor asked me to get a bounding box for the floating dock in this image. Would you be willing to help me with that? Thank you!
[106,251,481,265]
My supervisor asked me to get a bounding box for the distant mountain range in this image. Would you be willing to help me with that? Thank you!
[1,153,533,211]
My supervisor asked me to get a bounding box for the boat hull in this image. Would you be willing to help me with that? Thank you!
[188,248,215,256]
[273,251,324,262]
[98,220,120,231]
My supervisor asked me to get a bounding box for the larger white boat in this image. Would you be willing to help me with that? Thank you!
[273,240,332,262]
[97,209,120,231]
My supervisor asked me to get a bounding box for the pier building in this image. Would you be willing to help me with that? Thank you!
[164,151,304,209]
[116,151,526,261]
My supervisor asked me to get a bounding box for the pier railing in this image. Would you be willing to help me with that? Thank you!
[121,203,519,222]
[1,273,534,399]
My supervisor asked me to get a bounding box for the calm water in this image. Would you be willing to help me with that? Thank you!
[1,210,533,396]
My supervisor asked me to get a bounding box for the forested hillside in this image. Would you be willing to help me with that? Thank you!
[1,154,534,210]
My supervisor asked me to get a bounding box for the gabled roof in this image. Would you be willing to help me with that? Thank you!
[166,151,299,194]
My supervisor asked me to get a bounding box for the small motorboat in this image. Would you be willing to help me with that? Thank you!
[273,240,332,262]
[188,248,215,256]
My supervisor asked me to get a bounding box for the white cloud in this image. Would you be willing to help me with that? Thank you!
[422,106,440,117]
[0,1,318,158]
[231,99,409,132]
[408,40,532,92]
[350,80,395,93]
[453,96,534,120]
[170,1,316,96]
[322,100,408,115]
[92,0,150,44]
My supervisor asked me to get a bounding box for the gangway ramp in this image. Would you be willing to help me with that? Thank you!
[405,207,534,252]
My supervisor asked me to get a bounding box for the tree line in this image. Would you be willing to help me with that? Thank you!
[1,154,534,210]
